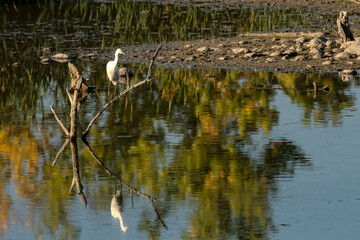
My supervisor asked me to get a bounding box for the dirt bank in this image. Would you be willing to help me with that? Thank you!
[47,0,360,73]
[150,0,360,12]
[122,33,360,73]
[123,0,360,72]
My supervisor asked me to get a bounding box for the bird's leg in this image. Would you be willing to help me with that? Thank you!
[126,70,129,89]
[113,85,117,96]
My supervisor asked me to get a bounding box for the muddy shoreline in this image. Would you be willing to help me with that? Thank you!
[122,33,360,73]
[46,0,360,73]
[125,0,360,72]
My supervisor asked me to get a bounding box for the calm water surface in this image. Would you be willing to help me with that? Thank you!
[1,1,359,240]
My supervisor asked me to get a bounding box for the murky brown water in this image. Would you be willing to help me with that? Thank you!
[1,1,359,240]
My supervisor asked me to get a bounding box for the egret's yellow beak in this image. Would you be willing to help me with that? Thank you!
[119,50,125,55]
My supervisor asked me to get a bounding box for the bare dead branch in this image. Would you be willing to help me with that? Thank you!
[66,71,88,207]
[79,193,87,207]
[66,88,74,106]
[51,105,70,136]
[68,62,81,82]
[146,43,164,80]
[52,62,87,208]
[68,76,87,207]
[151,200,168,230]
[69,177,76,194]
[52,138,70,166]
[69,78,83,139]
[82,43,163,139]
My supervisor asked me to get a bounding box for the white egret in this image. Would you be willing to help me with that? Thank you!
[111,190,128,232]
[106,48,126,86]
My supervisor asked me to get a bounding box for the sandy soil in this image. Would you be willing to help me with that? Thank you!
[123,0,360,73]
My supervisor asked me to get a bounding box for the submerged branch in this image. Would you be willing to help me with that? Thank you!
[82,138,168,229]
[82,43,163,139]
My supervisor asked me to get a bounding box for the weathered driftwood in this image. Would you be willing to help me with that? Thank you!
[82,138,168,230]
[337,11,355,42]
[82,43,163,139]
[68,62,95,96]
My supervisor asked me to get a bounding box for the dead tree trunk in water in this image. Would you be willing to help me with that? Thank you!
[68,74,87,207]
[337,11,355,42]
[51,63,88,207]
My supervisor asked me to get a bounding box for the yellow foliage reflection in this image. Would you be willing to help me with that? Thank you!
[0,126,38,236]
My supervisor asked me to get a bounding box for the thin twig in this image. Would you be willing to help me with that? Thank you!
[151,201,168,230]
[66,88,73,106]
[82,43,163,139]
[52,138,70,166]
[51,105,70,136]
[146,43,164,80]
[131,190,134,208]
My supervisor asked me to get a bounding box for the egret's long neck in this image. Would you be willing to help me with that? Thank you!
[114,52,119,63]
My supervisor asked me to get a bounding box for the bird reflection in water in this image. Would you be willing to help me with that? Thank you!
[111,189,128,232]
[117,67,133,89]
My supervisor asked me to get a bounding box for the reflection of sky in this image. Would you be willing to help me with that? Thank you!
[270,79,360,239]
[4,183,36,240]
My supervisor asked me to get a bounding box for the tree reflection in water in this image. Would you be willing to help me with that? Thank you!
[1,64,357,239]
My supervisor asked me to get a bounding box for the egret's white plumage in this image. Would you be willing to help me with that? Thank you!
[106,48,125,85]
